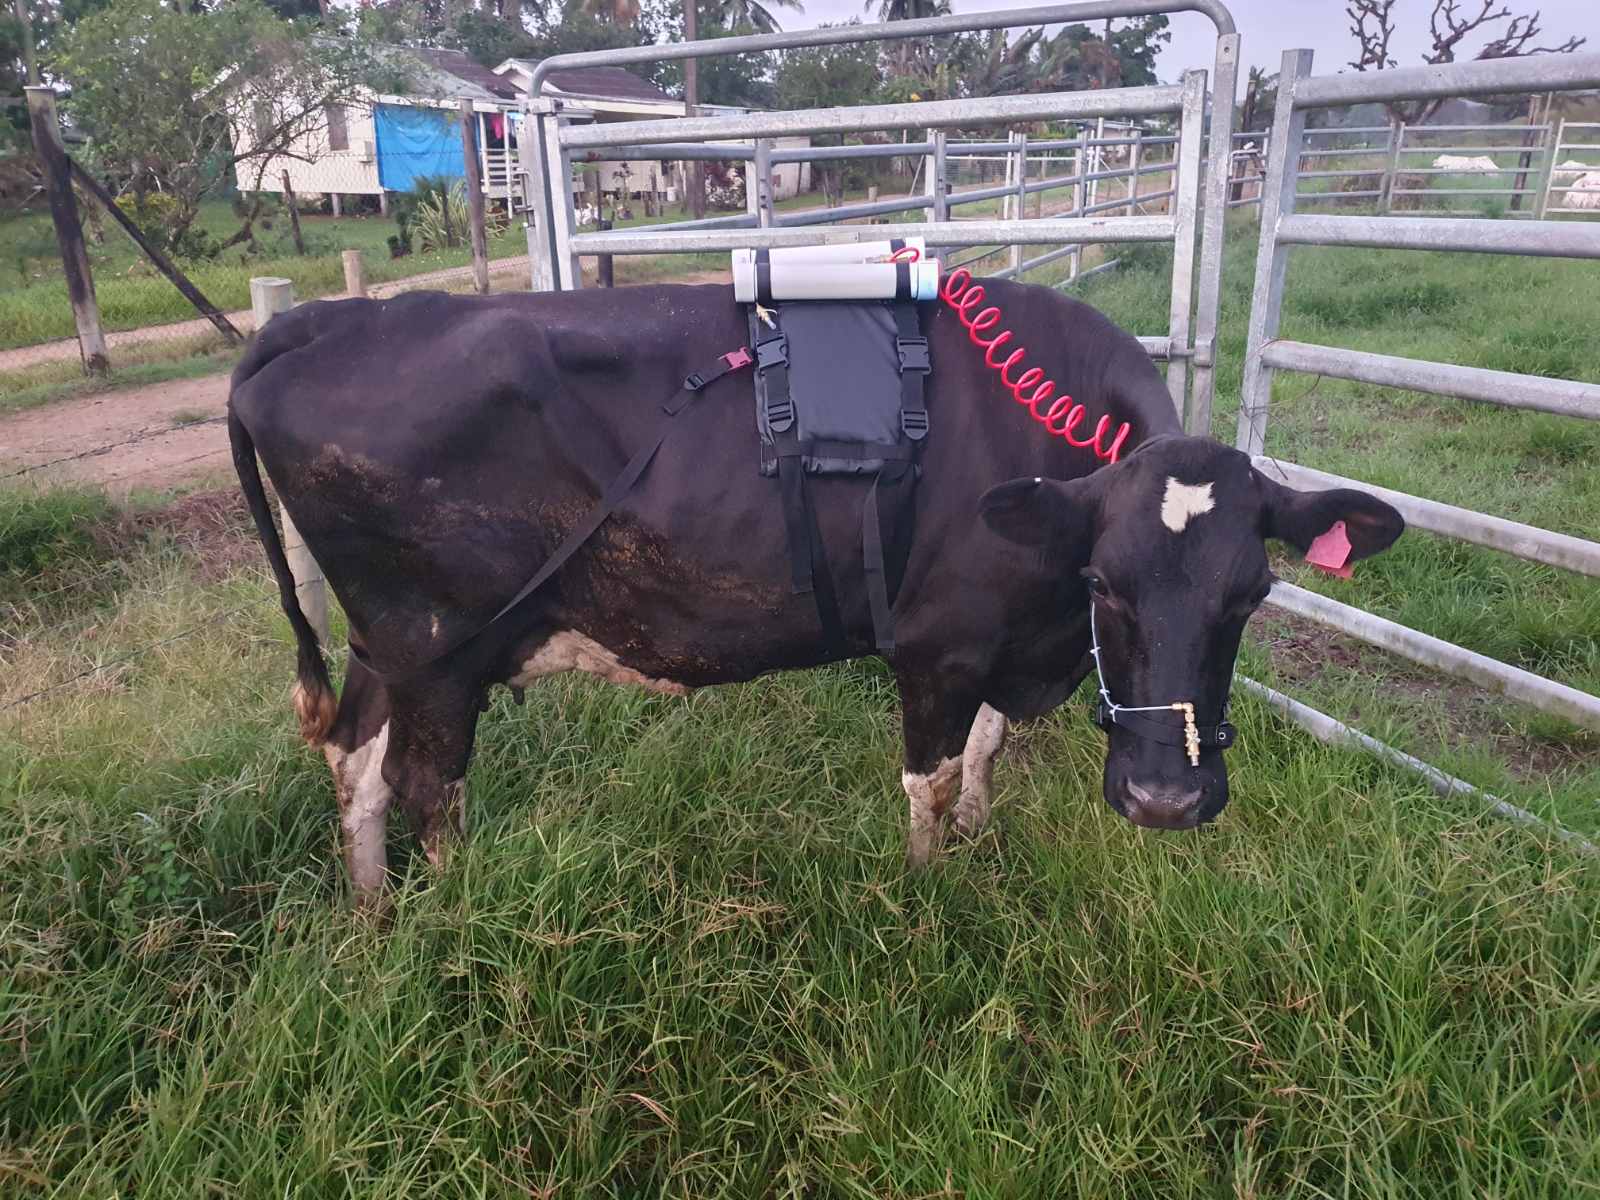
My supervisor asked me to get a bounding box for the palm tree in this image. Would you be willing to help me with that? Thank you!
[710,0,803,36]
[567,0,642,25]
[867,0,949,76]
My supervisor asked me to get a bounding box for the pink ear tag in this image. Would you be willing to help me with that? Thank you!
[1305,520,1353,579]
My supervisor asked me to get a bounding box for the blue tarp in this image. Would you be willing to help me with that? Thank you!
[374,103,464,192]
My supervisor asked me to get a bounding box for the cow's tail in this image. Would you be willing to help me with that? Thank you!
[229,408,337,746]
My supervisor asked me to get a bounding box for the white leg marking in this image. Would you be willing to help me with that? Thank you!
[511,630,690,696]
[324,720,392,899]
[903,756,962,868]
[1160,477,1215,534]
[955,703,1008,837]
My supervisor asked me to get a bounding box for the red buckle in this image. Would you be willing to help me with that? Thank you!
[722,346,753,370]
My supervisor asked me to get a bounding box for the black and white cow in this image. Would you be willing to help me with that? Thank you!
[229,281,1404,899]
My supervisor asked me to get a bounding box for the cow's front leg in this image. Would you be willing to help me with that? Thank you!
[381,677,484,871]
[955,703,1008,838]
[896,673,981,868]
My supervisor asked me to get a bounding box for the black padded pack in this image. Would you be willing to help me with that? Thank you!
[745,297,931,655]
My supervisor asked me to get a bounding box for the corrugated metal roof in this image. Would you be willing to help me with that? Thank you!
[501,59,678,104]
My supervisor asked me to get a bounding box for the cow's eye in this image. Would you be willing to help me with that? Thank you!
[1082,572,1109,598]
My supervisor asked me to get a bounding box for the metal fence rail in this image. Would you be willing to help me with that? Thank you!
[1239,46,1600,774]
[519,0,1238,432]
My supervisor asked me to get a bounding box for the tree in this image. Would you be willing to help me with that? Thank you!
[54,0,399,248]
[707,0,800,36]
[773,27,881,203]
[1347,0,1586,123]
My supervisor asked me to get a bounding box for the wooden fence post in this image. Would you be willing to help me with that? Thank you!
[459,99,490,295]
[250,276,329,644]
[342,249,366,297]
[280,171,306,255]
[26,86,107,376]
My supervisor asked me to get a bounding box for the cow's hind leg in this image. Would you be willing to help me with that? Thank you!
[955,703,1007,839]
[896,672,982,868]
[381,677,484,870]
[322,658,394,902]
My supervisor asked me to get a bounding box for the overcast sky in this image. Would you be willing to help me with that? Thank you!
[782,0,1596,95]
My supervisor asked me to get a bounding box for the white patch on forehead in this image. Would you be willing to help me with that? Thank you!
[1160,477,1216,534]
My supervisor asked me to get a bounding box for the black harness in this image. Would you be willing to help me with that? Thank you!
[747,268,930,655]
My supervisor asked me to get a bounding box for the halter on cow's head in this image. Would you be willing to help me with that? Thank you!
[980,436,1404,830]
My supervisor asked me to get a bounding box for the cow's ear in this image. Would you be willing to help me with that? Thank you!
[1259,476,1405,563]
[980,475,1100,548]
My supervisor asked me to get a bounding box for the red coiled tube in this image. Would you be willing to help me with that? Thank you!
[939,267,1132,464]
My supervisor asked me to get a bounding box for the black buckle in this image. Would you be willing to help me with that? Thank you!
[901,408,929,441]
[1095,698,1115,731]
[756,335,789,372]
[766,394,795,432]
[684,370,709,391]
[1214,722,1236,749]
[896,336,931,374]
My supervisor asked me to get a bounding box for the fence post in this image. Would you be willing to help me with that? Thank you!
[1537,117,1564,218]
[1378,118,1404,214]
[927,131,948,222]
[342,249,366,297]
[1006,131,1025,276]
[753,138,774,228]
[25,86,107,376]
[250,276,329,644]
[1127,128,1143,215]
[1509,95,1542,214]
[459,99,490,295]
[280,171,307,255]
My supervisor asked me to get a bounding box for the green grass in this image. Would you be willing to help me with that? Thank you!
[2,514,1597,1196]
[0,198,529,350]
[3,215,1599,1196]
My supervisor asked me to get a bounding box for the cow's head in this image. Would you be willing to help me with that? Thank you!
[980,436,1404,830]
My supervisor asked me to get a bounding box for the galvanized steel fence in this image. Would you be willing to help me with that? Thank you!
[519,0,1241,434]
[517,8,1600,825]
[1238,47,1600,796]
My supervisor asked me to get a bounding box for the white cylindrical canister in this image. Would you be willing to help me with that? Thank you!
[731,238,926,271]
[732,258,940,304]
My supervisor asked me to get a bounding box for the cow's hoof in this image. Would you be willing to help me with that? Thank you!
[953,801,991,840]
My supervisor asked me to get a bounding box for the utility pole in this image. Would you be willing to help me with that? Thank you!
[684,0,704,219]
[14,0,39,85]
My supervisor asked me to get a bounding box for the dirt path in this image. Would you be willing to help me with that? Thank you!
[0,268,732,496]
[0,374,233,495]
[0,255,534,372]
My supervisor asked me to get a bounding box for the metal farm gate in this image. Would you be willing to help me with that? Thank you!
[519,0,1242,434]
[1238,49,1600,813]
[519,8,1600,823]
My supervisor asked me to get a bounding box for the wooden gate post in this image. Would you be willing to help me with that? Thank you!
[26,86,107,376]
[342,249,366,297]
[459,99,490,295]
[249,276,330,644]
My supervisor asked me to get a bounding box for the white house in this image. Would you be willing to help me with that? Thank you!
[232,47,522,213]
[234,47,810,214]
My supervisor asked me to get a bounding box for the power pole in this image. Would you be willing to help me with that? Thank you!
[14,0,39,85]
[684,0,704,219]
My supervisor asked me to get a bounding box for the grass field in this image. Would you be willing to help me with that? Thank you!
[2,215,1598,1196]
[0,198,529,351]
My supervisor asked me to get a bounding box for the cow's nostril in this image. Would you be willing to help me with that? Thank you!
[1124,781,1203,829]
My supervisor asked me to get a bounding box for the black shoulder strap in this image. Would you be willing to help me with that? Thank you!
[350,347,752,683]
[892,301,929,442]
